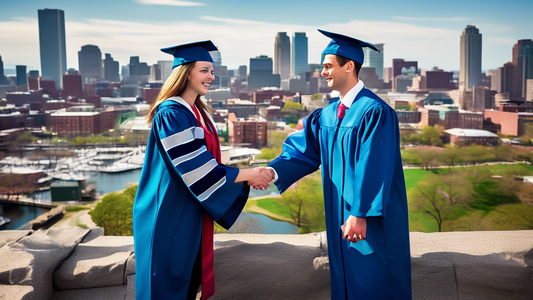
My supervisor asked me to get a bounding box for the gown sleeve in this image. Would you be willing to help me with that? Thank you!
[350,105,399,218]
[153,106,249,229]
[268,108,322,193]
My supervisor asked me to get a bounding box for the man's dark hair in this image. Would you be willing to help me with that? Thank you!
[335,55,362,77]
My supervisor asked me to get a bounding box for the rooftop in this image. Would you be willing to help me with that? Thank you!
[0,227,531,299]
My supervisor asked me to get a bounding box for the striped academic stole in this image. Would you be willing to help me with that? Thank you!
[192,106,218,300]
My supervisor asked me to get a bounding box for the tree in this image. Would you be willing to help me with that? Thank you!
[282,101,304,111]
[89,185,137,236]
[408,175,462,232]
[440,146,462,168]
[311,93,323,100]
[280,175,325,233]
[488,203,533,230]
[420,126,443,146]
[416,147,440,170]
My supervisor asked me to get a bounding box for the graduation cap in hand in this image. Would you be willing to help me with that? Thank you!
[318,29,380,65]
[161,40,218,69]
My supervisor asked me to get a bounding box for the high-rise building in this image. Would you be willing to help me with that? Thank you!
[151,64,162,81]
[211,51,222,68]
[63,71,83,99]
[129,56,150,76]
[512,39,533,99]
[363,43,384,79]
[38,9,67,89]
[16,65,27,87]
[392,59,418,91]
[274,32,290,80]
[502,62,518,99]
[526,79,533,102]
[158,60,172,82]
[78,45,102,82]
[28,70,39,78]
[292,32,308,77]
[0,55,5,85]
[104,53,120,82]
[468,85,493,112]
[459,25,482,91]
[248,55,280,89]
[489,68,503,93]
[238,65,247,80]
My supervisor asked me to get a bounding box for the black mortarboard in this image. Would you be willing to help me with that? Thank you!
[318,29,379,65]
[161,40,218,69]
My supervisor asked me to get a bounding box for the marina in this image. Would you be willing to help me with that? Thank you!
[0,145,297,233]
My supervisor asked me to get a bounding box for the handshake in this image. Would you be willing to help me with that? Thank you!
[246,167,275,190]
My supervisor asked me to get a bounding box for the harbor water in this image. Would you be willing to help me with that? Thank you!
[4,168,299,233]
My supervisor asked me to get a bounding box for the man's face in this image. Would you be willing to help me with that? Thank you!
[321,54,350,92]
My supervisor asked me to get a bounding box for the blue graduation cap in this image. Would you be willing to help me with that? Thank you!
[161,40,218,69]
[318,29,379,65]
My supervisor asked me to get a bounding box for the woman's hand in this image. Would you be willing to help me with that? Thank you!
[235,167,274,190]
[248,167,274,190]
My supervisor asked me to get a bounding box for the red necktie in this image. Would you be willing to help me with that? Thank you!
[337,103,347,120]
[191,106,216,300]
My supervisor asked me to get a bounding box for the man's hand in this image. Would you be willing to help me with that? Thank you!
[248,167,274,190]
[342,215,366,243]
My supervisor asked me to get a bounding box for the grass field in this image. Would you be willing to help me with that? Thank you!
[244,163,533,233]
[404,163,533,232]
[254,198,293,219]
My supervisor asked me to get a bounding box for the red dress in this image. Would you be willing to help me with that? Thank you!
[191,105,220,300]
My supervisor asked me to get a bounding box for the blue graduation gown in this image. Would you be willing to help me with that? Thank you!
[133,99,249,299]
[269,88,412,299]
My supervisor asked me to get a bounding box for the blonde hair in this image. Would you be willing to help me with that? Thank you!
[146,61,212,125]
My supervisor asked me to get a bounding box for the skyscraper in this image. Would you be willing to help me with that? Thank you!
[274,32,290,80]
[0,55,5,85]
[211,51,222,68]
[363,43,384,79]
[38,9,67,89]
[104,53,120,82]
[513,39,533,99]
[158,60,173,82]
[292,32,308,77]
[238,65,247,80]
[78,45,102,82]
[460,25,482,91]
[249,55,280,89]
[16,65,27,87]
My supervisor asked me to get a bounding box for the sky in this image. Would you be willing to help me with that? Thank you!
[0,0,531,74]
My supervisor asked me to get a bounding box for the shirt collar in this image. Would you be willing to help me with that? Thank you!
[340,80,365,108]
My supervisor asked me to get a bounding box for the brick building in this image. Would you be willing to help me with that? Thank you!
[396,110,421,124]
[63,74,83,100]
[445,128,499,146]
[50,108,119,135]
[419,106,459,129]
[484,110,533,136]
[459,111,483,129]
[227,113,267,149]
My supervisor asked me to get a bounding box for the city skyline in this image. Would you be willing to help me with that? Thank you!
[0,0,531,73]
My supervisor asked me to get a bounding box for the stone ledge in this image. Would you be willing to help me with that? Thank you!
[0,228,531,300]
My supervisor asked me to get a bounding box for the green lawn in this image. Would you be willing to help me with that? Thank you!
[403,169,432,190]
[255,198,293,219]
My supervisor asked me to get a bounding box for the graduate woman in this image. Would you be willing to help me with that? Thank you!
[133,41,272,300]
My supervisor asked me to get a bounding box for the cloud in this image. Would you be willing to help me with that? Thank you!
[392,16,468,22]
[133,0,205,6]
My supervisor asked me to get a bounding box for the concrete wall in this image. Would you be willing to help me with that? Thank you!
[0,228,532,300]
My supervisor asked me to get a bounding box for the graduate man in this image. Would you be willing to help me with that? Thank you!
[266,30,412,299]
